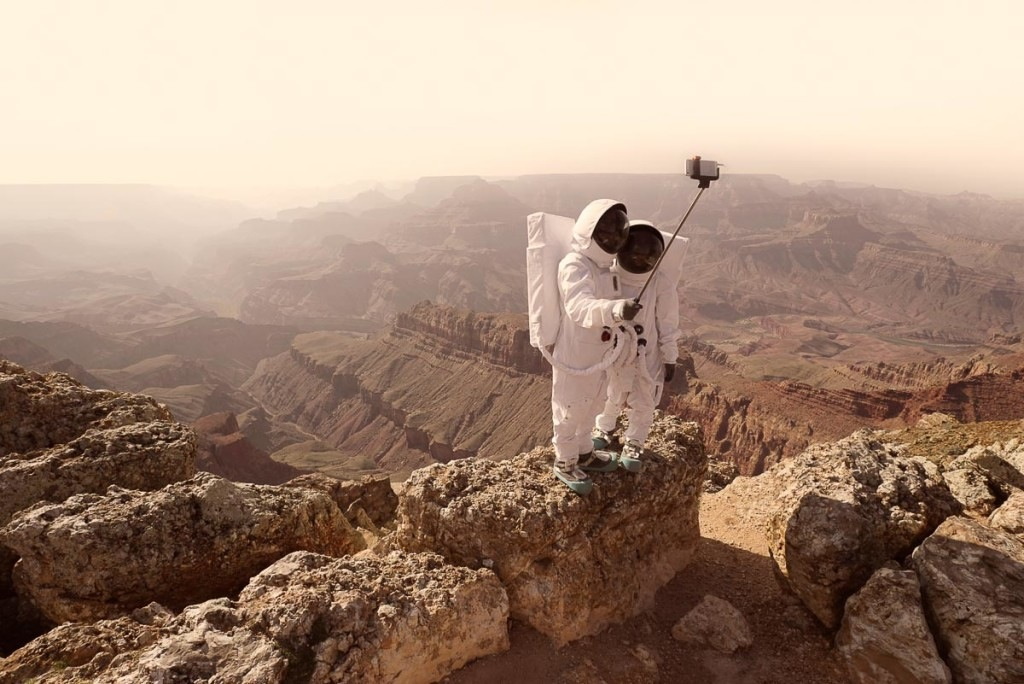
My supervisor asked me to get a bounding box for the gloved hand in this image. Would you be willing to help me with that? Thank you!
[620,300,642,321]
[664,363,676,382]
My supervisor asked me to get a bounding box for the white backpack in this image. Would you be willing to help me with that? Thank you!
[526,212,576,349]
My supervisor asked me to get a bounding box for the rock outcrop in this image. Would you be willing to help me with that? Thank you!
[765,432,959,628]
[0,361,196,632]
[393,416,707,645]
[1,472,363,623]
[761,416,1024,682]
[940,461,1000,516]
[395,302,545,375]
[912,516,1024,684]
[664,378,816,475]
[0,551,510,684]
[0,421,197,539]
[0,360,173,457]
[669,335,1024,477]
[835,562,951,684]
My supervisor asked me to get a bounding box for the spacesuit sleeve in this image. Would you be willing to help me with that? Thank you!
[559,257,618,329]
[656,273,681,364]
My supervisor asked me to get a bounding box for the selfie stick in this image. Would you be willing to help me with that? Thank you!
[633,156,720,304]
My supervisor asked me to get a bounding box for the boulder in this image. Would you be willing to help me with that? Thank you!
[835,562,951,684]
[912,516,1024,684]
[671,594,752,654]
[988,490,1024,538]
[0,603,173,684]
[940,466,998,517]
[0,421,196,600]
[1,472,364,623]
[393,416,707,645]
[951,440,1024,497]
[940,440,1024,518]
[765,431,959,628]
[0,551,509,684]
[704,454,740,493]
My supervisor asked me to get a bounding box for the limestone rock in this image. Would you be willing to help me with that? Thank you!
[286,471,398,528]
[915,412,959,430]
[1,472,364,623]
[0,360,172,458]
[941,466,998,517]
[0,421,197,533]
[765,431,959,628]
[950,440,1024,497]
[988,490,1024,538]
[912,516,1024,684]
[0,552,509,684]
[835,562,951,684]
[0,362,193,605]
[671,594,752,654]
[393,416,707,645]
[703,454,740,493]
[0,603,173,684]
[0,420,196,601]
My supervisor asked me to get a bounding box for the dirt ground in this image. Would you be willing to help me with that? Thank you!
[444,476,851,684]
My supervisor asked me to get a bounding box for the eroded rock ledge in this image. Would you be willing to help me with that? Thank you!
[393,416,707,646]
[0,361,198,640]
[0,360,173,457]
[2,472,364,624]
[0,551,510,684]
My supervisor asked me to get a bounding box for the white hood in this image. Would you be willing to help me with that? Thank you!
[571,199,626,269]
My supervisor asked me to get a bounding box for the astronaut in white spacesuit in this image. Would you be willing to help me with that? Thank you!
[550,200,640,494]
[592,221,680,472]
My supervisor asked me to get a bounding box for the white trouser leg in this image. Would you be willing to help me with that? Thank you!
[595,362,634,434]
[595,386,624,433]
[623,380,662,444]
[552,368,605,464]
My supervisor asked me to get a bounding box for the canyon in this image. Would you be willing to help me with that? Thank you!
[3,173,1024,480]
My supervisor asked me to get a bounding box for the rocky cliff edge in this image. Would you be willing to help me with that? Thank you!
[0,359,707,683]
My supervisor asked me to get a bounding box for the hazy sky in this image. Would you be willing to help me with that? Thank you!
[3,0,1022,198]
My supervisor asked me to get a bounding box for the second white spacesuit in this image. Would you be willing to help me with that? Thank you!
[594,221,680,471]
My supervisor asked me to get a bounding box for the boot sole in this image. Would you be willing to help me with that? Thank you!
[619,457,643,473]
[553,468,593,495]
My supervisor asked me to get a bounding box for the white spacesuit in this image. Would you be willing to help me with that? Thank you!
[594,221,680,471]
[550,199,635,493]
